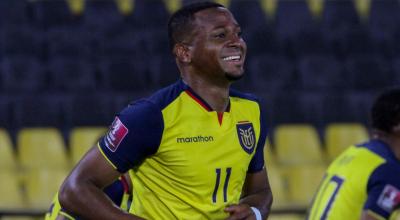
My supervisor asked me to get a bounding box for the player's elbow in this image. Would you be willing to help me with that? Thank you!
[58,175,81,211]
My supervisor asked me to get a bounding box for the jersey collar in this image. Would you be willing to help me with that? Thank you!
[360,139,399,163]
[180,79,231,113]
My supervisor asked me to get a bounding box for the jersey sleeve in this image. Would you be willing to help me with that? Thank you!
[364,163,400,219]
[247,102,268,173]
[99,100,164,173]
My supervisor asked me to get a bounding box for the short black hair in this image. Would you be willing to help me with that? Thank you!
[167,1,225,51]
[371,87,400,133]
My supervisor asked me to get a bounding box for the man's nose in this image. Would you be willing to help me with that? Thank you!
[228,35,244,48]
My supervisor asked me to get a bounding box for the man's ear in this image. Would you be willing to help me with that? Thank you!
[393,123,400,133]
[174,43,192,63]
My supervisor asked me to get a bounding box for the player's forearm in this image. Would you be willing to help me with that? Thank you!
[239,187,273,219]
[58,178,142,220]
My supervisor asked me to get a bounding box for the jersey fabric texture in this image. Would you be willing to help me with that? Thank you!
[98,79,267,219]
[308,139,400,220]
[44,176,130,220]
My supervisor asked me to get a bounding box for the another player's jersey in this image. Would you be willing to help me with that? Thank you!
[44,176,130,220]
[308,140,400,220]
[99,80,267,219]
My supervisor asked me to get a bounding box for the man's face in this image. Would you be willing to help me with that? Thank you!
[188,7,247,82]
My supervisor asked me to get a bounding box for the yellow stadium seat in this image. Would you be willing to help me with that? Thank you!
[307,0,323,18]
[0,128,17,171]
[267,165,289,209]
[163,0,180,13]
[264,138,276,167]
[116,0,133,16]
[215,0,231,7]
[1,217,37,220]
[274,124,324,166]
[325,123,369,162]
[268,214,305,220]
[283,164,326,207]
[0,171,25,209]
[66,0,84,15]
[17,128,68,171]
[24,169,68,209]
[354,0,371,21]
[69,126,107,165]
[260,0,278,18]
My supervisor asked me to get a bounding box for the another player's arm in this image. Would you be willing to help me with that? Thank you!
[58,146,142,220]
[361,164,400,220]
[360,211,385,220]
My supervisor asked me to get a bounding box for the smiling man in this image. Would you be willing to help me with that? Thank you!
[58,2,272,219]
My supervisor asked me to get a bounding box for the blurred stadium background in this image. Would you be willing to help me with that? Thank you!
[0,0,399,219]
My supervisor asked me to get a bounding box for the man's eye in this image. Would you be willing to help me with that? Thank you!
[237,31,242,37]
[215,33,226,38]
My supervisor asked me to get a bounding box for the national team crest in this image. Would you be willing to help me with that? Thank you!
[236,121,256,154]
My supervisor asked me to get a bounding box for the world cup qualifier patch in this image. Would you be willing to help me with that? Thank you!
[377,184,400,212]
[104,117,128,152]
[236,121,256,154]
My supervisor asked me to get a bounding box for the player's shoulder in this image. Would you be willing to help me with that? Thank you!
[145,80,186,110]
[365,140,400,186]
[229,88,264,112]
[229,88,260,103]
[359,140,399,163]
[120,80,185,115]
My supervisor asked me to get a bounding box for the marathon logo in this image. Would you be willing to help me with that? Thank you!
[177,135,214,143]
[104,117,128,152]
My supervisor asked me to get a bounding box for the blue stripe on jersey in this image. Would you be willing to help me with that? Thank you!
[100,79,267,173]
[365,163,400,218]
[103,179,124,206]
[146,79,186,110]
[359,139,398,163]
[359,140,400,218]
[230,88,268,173]
[99,100,164,173]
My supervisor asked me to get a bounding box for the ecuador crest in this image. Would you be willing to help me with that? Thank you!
[236,121,256,154]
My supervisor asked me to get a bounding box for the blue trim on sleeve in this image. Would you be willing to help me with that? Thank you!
[103,179,124,206]
[147,79,186,110]
[229,88,260,103]
[245,95,268,173]
[358,139,398,163]
[99,80,186,173]
[99,100,164,173]
[365,163,400,218]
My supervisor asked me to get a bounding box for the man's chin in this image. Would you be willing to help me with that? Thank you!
[225,72,244,82]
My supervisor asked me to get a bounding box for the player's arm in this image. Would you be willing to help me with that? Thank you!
[361,164,400,220]
[360,211,385,220]
[58,145,142,220]
[225,169,272,220]
[59,100,163,220]
[225,104,272,220]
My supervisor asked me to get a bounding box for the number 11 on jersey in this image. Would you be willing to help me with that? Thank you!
[212,168,232,203]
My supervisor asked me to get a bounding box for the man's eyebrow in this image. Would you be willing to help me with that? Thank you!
[211,24,241,31]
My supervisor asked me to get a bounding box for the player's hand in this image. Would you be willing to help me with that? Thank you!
[224,204,256,220]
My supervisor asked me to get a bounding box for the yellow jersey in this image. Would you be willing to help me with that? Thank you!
[99,80,267,219]
[308,140,400,220]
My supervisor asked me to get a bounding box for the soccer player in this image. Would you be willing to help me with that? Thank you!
[45,174,131,220]
[58,1,273,220]
[308,87,400,220]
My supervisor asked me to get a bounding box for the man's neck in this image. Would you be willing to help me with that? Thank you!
[182,76,230,113]
[373,132,400,161]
